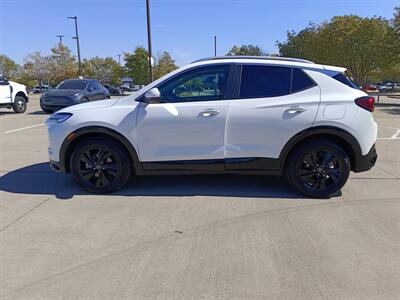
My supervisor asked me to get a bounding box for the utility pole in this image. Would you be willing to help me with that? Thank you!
[214,35,217,56]
[68,16,82,76]
[145,0,154,82]
[56,35,64,45]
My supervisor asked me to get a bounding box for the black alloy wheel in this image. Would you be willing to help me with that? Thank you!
[287,140,350,198]
[70,138,132,193]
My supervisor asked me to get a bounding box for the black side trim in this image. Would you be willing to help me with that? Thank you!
[59,126,141,173]
[142,157,282,175]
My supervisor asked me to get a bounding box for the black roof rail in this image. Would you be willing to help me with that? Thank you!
[192,56,315,64]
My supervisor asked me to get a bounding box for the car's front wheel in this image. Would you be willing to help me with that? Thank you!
[12,96,27,113]
[70,138,132,193]
[286,140,350,198]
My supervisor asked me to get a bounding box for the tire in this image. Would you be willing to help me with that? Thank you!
[12,96,27,113]
[70,138,132,193]
[286,140,350,198]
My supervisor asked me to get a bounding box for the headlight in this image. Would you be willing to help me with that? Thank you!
[48,112,73,123]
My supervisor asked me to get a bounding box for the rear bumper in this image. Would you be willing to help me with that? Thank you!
[353,144,377,173]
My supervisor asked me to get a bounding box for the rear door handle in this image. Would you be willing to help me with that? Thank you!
[200,109,220,117]
[286,106,306,114]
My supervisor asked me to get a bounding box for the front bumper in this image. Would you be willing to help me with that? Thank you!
[41,96,80,110]
[353,144,377,173]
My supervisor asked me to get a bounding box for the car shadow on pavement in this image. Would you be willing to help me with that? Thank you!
[0,162,309,200]
[28,110,49,115]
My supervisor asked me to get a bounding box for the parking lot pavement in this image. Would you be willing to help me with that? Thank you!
[1,95,400,299]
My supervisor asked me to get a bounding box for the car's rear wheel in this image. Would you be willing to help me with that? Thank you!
[286,140,350,198]
[70,138,132,193]
[12,96,27,113]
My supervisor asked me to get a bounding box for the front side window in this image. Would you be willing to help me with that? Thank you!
[240,65,292,98]
[158,65,230,103]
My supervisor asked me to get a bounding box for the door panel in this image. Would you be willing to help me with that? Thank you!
[0,84,11,104]
[136,100,230,163]
[225,86,321,160]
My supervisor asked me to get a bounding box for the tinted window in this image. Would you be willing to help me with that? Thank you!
[158,65,229,103]
[292,68,315,93]
[57,80,88,90]
[332,73,360,90]
[240,65,291,98]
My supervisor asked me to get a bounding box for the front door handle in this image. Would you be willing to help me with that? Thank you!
[286,106,306,114]
[200,109,220,117]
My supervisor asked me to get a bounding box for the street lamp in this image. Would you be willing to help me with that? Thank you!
[146,0,154,82]
[68,16,82,76]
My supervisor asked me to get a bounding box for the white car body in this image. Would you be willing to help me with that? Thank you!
[46,57,378,197]
[0,79,29,113]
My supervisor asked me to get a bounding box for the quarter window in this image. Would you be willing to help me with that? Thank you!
[158,65,230,103]
[292,68,316,93]
[240,65,291,98]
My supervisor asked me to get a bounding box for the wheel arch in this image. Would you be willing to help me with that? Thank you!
[60,126,141,173]
[280,126,362,171]
[15,91,29,102]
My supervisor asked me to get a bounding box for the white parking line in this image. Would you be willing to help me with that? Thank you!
[3,123,45,134]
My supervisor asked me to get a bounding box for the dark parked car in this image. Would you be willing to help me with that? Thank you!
[40,79,110,113]
[103,84,122,96]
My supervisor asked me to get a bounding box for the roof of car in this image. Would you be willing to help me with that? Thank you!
[192,56,315,64]
[191,56,346,73]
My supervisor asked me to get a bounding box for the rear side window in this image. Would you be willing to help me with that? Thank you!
[240,65,291,98]
[292,68,316,93]
[332,73,360,90]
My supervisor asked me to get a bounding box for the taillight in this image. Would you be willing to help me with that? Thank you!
[355,96,375,112]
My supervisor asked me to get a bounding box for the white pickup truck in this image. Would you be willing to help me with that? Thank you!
[0,75,29,113]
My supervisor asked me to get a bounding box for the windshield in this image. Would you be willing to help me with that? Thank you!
[57,80,88,90]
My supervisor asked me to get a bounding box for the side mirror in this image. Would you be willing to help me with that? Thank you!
[144,88,161,103]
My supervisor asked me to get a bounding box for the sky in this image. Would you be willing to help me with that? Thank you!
[0,0,398,66]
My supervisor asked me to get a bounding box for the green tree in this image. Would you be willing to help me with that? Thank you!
[278,15,399,84]
[50,44,78,83]
[82,57,124,85]
[0,55,19,79]
[154,51,178,79]
[124,47,150,85]
[227,44,266,56]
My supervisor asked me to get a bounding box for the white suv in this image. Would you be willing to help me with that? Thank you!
[46,57,377,198]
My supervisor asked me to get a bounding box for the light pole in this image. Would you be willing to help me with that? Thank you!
[56,34,64,45]
[118,54,122,65]
[68,16,82,76]
[214,35,217,56]
[146,0,154,82]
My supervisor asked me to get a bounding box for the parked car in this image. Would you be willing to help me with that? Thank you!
[378,82,399,91]
[0,75,29,113]
[46,56,377,198]
[40,79,110,113]
[362,84,379,93]
[103,84,122,96]
[32,85,51,94]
